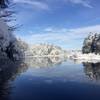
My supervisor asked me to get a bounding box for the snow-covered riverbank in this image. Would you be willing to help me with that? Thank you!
[69,52,100,63]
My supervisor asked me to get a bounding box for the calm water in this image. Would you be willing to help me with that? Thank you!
[1,57,100,100]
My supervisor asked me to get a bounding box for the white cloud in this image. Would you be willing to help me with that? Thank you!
[13,0,49,10]
[44,27,54,32]
[70,25,100,34]
[43,25,100,38]
[17,25,100,49]
[66,0,93,8]
[25,33,69,47]
[44,27,69,33]
[13,0,93,11]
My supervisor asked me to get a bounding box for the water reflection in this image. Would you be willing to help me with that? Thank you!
[0,57,67,99]
[72,59,100,64]
[83,62,100,80]
[25,57,66,68]
[0,58,28,100]
[1,57,100,100]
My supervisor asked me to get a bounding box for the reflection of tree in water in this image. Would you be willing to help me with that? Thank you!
[83,62,100,80]
[0,58,28,100]
[0,57,66,99]
[25,57,65,68]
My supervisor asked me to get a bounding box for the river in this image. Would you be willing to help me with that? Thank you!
[0,57,100,100]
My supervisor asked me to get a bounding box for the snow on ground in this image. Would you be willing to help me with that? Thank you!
[69,51,100,63]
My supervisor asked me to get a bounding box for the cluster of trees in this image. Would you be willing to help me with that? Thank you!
[29,44,66,56]
[82,33,100,54]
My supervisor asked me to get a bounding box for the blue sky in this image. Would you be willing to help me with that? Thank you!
[10,0,100,49]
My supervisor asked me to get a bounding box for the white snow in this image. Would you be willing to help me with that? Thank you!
[69,51,100,63]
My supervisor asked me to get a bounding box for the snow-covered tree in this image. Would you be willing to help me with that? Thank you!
[0,0,9,8]
[82,33,100,54]
[28,44,66,56]
[0,0,28,60]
